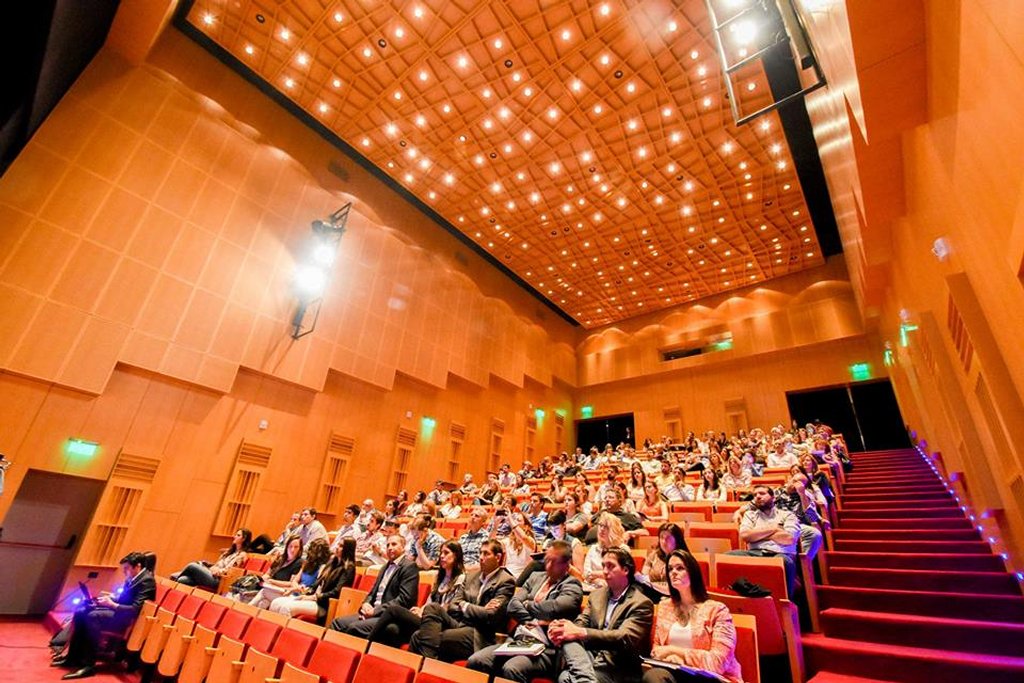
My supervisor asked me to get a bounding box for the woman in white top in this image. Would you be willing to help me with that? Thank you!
[582,512,629,590]
[438,490,463,519]
[626,462,647,507]
[695,468,728,503]
[721,456,751,492]
[502,511,537,581]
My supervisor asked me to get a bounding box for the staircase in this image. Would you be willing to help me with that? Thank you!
[804,448,1024,683]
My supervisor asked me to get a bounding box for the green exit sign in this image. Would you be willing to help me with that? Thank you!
[66,438,99,457]
[849,363,872,382]
[581,405,594,419]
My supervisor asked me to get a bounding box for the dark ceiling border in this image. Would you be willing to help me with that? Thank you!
[172,0,579,326]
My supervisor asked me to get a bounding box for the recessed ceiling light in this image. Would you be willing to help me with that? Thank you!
[244,44,255,55]
[494,38,504,49]
[280,28,290,41]
[361,137,370,147]
[284,77,295,88]
[457,55,469,68]
[626,82,636,93]
[318,102,328,113]
[482,88,492,98]
[593,104,603,114]
[394,26,405,38]
[524,87,533,96]
[362,47,372,58]
[667,20,678,32]
[600,54,610,66]
[561,29,572,41]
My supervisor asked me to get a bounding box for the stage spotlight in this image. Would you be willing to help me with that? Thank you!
[291,203,351,339]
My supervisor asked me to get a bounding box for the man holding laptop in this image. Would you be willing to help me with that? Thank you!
[52,551,156,679]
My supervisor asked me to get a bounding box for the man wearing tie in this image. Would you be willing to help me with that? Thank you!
[53,551,157,680]
[410,539,516,661]
[329,534,419,637]
[468,540,583,682]
[548,547,653,683]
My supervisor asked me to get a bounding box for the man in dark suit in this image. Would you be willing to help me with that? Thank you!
[468,540,584,683]
[329,534,419,637]
[548,547,653,683]
[410,538,516,661]
[53,551,157,680]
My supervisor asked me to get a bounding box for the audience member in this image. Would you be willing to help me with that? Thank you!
[729,485,800,596]
[458,507,491,569]
[356,499,377,532]
[247,536,303,608]
[583,512,630,590]
[548,547,653,683]
[503,509,539,581]
[410,539,516,661]
[584,489,644,543]
[467,541,584,683]
[52,552,156,680]
[642,523,688,595]
[354,511,387,566]
[270,538,357,623]
[525,492,549,540]
[407,516,446,569]
[330,504,361,550]
[170,527,250,589]
[638,480,669,522]
[329,534,419,637]
[438,490,464,519]
[645,550,742,682]
[695,468,727,503]
[368,541,466,647]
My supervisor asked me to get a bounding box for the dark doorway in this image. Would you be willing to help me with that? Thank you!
[786,379,909,452]
[575,413,635,452]
[0,470,104,615]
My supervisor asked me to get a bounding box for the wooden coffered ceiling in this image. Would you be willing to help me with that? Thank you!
[180,0,825,328]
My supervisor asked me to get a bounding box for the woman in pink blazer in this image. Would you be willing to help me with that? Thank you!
[645,550,743,683]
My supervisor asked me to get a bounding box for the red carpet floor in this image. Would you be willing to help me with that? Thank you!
[0,619,138,683]
[804,448,1024,683]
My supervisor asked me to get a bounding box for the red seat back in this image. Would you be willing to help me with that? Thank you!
[241,617,281,652]
[243,557,270,573]
[269,628,317,668]
[715,556,788,600]
[160,589,188,613]
[195,601,227,630]
[353,654,415,683]
[356,574,377,591]
[307,640,360,683]
[216,609,251,640]
[176,594,206,620]
[416,583,431,606]
[155,584,169,604]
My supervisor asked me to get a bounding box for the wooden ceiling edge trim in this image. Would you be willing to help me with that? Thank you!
[169,1,579,328]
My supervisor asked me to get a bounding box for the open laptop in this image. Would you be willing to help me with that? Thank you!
[78,581,94,604]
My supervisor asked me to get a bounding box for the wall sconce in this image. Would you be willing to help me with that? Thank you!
[291,203,351,339]
[703,0,826,126]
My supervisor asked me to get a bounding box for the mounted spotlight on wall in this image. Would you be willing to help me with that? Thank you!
[290,202,351,340]
[703,0,826,126]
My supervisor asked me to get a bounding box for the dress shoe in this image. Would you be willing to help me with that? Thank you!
[62,665,96,680]
[51,657,79,668]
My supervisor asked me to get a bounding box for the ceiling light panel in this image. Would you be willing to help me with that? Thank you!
[187,0,822,328]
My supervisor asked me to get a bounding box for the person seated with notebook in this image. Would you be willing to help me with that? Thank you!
[409,539,517,661]
[467,540,584,683]
[329,534,419,637]
[52,551,157,680]
[547,547,654,683]
[642,550,742,683]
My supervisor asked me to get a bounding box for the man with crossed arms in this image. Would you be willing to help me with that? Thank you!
[468,540,584,682]
[410,539,516,661]
[329,534,418,637]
